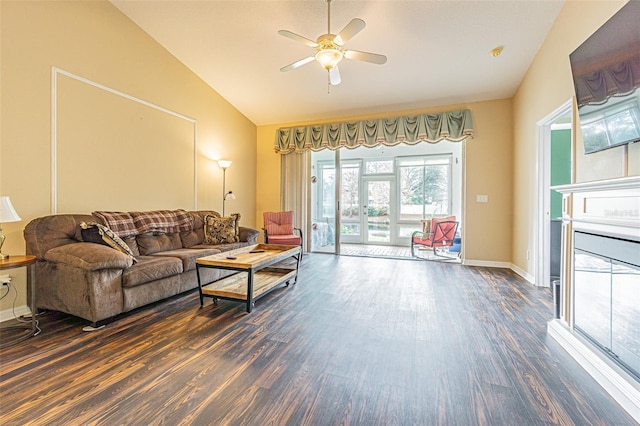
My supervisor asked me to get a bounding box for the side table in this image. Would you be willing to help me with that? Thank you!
[0,255,37,348]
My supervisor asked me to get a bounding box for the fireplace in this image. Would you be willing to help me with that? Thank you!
[550,176,640,421]
[573,231,640,379]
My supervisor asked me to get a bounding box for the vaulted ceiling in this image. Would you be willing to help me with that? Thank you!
[111,0,565,126]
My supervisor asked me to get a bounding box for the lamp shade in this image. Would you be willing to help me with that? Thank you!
[0,196,21,223]
[315,48,343,69]
[218,160,232,169]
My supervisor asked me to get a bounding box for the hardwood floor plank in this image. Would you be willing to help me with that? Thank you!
[1,254,637,425]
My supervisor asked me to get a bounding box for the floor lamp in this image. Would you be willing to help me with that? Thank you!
[218,160,236,216]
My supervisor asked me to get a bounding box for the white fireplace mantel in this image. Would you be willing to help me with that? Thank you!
[549,175,640,422]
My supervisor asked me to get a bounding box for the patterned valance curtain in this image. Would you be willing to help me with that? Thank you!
[574,55,640,108]
[274,109,474,154]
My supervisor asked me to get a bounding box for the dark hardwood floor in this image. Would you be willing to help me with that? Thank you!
[0,254,637,425]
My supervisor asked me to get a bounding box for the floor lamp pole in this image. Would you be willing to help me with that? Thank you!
[222,167,227,216]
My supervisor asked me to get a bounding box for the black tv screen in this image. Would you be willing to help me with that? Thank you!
[569,1,640,154]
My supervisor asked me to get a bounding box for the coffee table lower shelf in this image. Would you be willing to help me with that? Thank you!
[200,267,297,311]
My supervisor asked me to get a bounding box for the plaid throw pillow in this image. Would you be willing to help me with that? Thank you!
[203,213,240,245]
[80,222,137,262]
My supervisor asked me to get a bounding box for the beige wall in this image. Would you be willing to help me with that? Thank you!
[256,99,514,264]
[0,1,256,311]
[511,0,636,275]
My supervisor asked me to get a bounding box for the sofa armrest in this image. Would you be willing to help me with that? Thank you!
[238,226,259,244]
[44,242,134,271]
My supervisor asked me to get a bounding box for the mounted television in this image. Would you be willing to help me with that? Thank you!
[569,1,640,154]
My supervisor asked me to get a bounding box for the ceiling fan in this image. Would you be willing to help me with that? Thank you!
[278,0,387,86]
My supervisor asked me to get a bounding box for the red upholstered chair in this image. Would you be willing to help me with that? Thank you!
[411,216,458,258]
[263,211,303,249]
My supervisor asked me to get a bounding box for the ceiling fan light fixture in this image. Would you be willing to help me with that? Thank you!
[315,48,343,69]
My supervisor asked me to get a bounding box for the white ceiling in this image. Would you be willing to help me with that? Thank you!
[111,0,565,126]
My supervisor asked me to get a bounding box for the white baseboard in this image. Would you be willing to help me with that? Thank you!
[547,319,640,423]
[510,263,535,284]
[448,259,537,286]
[462,259,511,268]
[0,305,31,323]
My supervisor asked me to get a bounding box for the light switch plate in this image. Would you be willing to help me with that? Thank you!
[476,195,489,203]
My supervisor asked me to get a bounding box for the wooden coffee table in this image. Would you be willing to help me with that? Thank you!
[196,244,301,313]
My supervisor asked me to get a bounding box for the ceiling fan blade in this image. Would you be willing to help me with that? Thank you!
[344,49,387,65]
[334,18,365,45]
[280,56,315,72]
[329,66,341,86]
[277,30,318,48]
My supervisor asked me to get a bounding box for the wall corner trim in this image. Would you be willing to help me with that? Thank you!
[510,263,536,284]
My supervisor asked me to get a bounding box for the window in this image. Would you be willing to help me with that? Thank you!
[397,155,452,221]
[365,159,393,174]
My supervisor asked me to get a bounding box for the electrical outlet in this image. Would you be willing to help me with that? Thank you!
[0,274,11,286]
[526,250,530,260]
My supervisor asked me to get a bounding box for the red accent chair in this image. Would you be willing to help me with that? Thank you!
[411,217,458,258]
[263,211,303,249]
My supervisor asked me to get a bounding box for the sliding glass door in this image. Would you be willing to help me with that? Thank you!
[310,143,461,253]
[311,152,339,254]
[340,161,362,244]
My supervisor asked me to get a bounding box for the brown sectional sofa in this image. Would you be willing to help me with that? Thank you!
[24,210,259,326]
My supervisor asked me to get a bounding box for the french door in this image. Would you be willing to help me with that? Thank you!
[363,177,394,244]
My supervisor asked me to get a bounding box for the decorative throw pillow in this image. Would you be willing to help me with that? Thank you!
[203,213,240,245]
[80,222,137,262]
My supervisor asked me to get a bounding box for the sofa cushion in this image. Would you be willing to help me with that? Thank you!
[79,222,137,262]
[136,232,182,255]
[122,256,183,288]
[181,211,219,248]
[45,242,134,271]
[152,248,220,271]
[204,213,240,245]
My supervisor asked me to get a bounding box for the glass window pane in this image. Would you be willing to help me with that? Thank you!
[367,181,390,243]
[321,166,335,218]
[399,166,424,221]
[424,164,449,216]
[340,223,360,236]
[341,163,360,221]
[398,224,421,238]
[365,160,393,174]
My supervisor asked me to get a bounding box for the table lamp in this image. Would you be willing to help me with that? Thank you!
[0,196,22,260]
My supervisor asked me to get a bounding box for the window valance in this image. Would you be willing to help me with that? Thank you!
[274,109,474,154]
